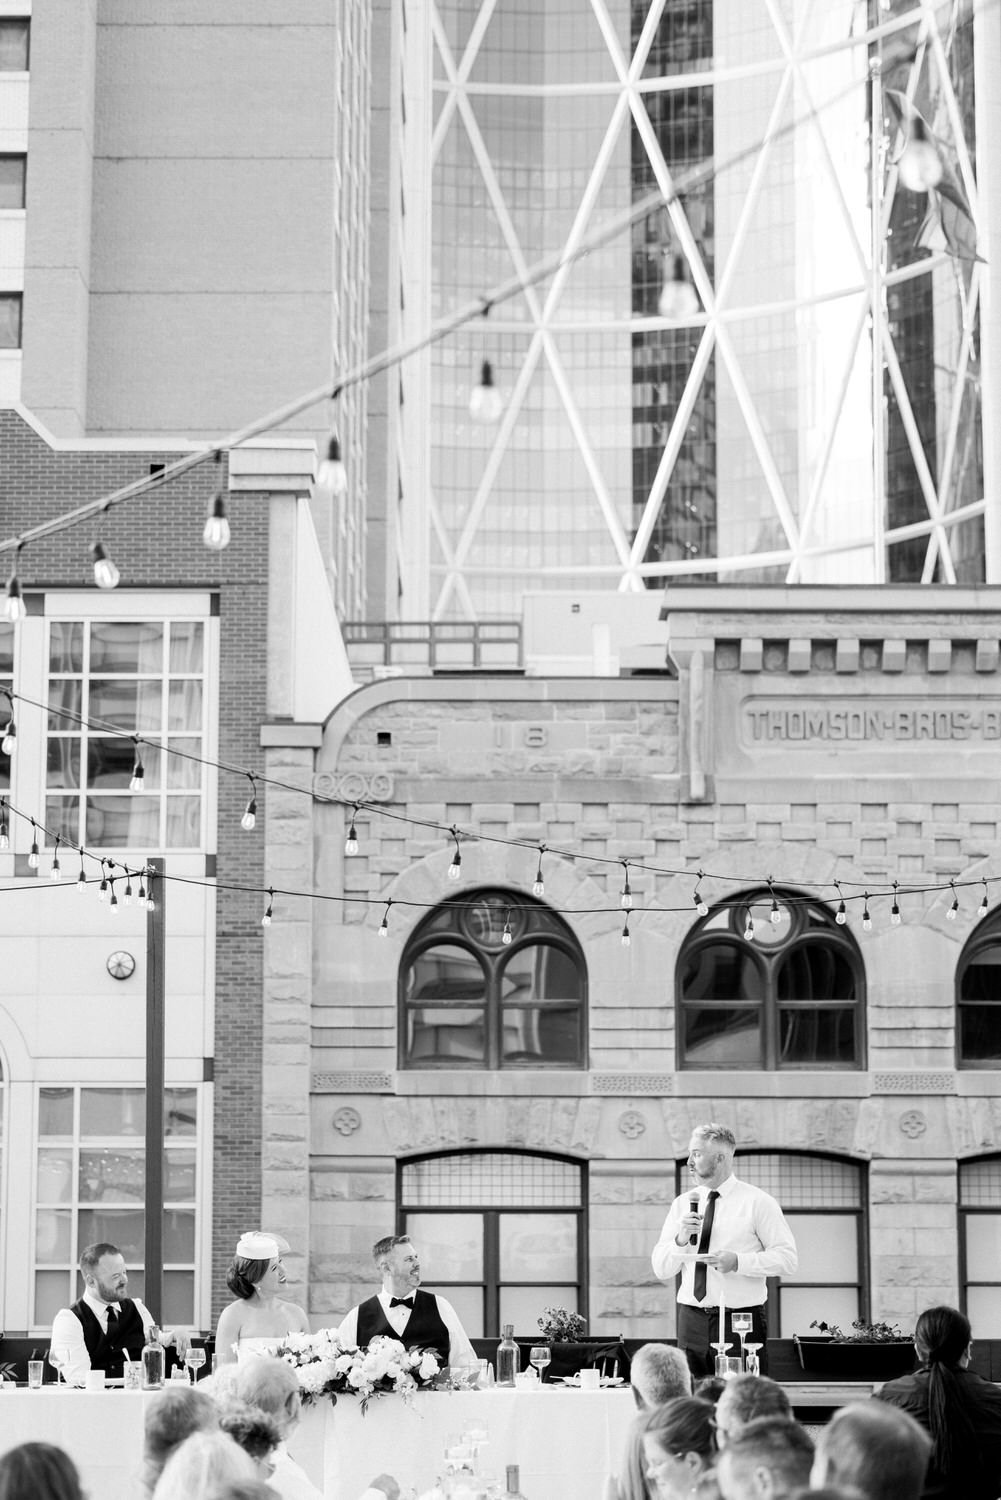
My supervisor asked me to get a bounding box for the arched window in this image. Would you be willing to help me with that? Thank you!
[956,921,1001,1066]
[400,888,586,1069]
[400,1149,585,1337]
[677,888,864,1069]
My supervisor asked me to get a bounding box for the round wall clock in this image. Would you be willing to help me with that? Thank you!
[106,950,136,981]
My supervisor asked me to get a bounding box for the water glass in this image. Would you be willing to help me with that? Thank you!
[124,1362,142,1392]
[28,1360,44,1389]
[716,1356,742,1379]
[185,1347,207,1382]
[529,1346,552,1382]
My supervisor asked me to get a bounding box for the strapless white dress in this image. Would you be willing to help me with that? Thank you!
[235,1335,283,1364]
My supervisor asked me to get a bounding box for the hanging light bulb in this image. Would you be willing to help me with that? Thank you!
[129,739,145,792]
[621,915,631,948]
[137,874,147,906]
[3,570,26,623]
[98,861,109,900]
[317,434,348,496]
[743,912,755,942]
[28,819,40,869]
[262,887,274,927]
[91,540,120,590]
[898,116,943,193]
[109,877,119,915]
[1,702,15,756]
[947,881,959,921]
[469,360,504,423]
[979,880,989,918]
[890,882,902,926]
[124,871,134,906]
[658,253,700,320]
[447,828,462,882]
[345,808,359,856]
[0,798,8,850]
[77,854,87,891]
[50,836,62,880]
[502,911,513,945]
[203,452,231,550]
[241,775,258,831]
[768,882,781,924]
[145,871,155,913]
[620,861,633,911]
[835,882,847,925]
[378,899,392,937]
[862,893,872,932]
[693,873,709,917]
[532,845,546,898]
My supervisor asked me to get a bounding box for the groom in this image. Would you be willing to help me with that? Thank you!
[337,1234,475,1368]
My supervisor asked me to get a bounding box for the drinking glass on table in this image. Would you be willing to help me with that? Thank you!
[731,1311,753,1370]
[48,1345,71,1386]
[185,1345,206,1382]
[529,1346,551,1383]
[743,1342,762,1377]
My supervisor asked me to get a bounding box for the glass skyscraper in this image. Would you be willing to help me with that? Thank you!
[393,0,989,618]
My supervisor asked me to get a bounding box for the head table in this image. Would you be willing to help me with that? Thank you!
[0,1384,636,1500]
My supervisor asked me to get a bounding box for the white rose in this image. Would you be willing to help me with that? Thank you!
[418,1352,439,1381]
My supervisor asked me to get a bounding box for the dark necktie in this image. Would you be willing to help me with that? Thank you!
[106,1306,119,1338]
[390,1296,414,1309]
[693,1190,719,1302]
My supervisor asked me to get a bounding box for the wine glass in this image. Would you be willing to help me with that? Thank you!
[185,1345,206,1383]
[743,1342,763,1376]
[731,1311,753,1370]
[711,1340,733,1378]
[529,1345,551,1383]
[48,1345,70,1386]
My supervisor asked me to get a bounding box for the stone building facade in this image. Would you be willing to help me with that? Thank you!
[260,586,1001,1340]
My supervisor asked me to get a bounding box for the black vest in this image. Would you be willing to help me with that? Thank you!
[71,1297,145,1378]
[355,1288,450,1365]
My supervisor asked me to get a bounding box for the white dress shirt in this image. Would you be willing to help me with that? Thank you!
[651,1173,798,1308]
[336,1288,476,1365]
[50,1290,156,1386]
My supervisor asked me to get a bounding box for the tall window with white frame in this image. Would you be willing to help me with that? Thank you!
[401,1150,585,1338]
[45,618,206,852]
[959,1156,1001,1337]
[34,1085,199,1330]
[675,1151,867,1336]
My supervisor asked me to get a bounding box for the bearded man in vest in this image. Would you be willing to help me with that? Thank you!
[337,1235,475,1370]
[51,1241,156,1385]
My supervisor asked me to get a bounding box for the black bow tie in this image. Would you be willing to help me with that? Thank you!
[390,1296,414,1309]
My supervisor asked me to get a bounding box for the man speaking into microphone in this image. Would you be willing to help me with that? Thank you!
[651,1123,797,1377]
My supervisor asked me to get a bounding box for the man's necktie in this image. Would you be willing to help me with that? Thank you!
[390,1296,414,1309]
[106,1306,119,1337]
[692,1190,719,1302]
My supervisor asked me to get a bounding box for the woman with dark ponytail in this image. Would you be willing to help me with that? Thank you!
[876,1304,1001,1499]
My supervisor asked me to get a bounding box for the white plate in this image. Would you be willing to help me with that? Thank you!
[553,1375,625,1387]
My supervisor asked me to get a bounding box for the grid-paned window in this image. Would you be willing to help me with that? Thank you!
[956,923,1001,1066]
[677,888,865,1070]
[0,292,21,349]
[34,1085,199,1330]
[401,1150,584,1338]
[400,888,586,1069]
[960,1156,1001,1336]
[675,1151,865,1336]
[0,19,28,70]
[0,154,25,209]
[45,619,206,851]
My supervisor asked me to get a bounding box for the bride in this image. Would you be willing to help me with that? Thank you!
[214,1232,311,1365]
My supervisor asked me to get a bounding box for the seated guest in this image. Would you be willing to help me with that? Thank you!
[137,1384,220,1497]
[236,1355,400,1500]
[152,1433,259,1500]
[875,1304,1001,1500]
[642,1397,719,1500]
[50,1240,156,1385]
[336,1234,475,1368]
[218,1401,282,1477]
[714,1376,791,1447]
[0,1442,85,1500]
[810,1403,931,1500]
[694,1375,728,1405]
[716,1417,814,1500]
[632,1344,693,1409]
[215,1232,311,1366]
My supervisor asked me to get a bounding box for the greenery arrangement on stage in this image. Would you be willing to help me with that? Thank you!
[809,1318,909,1343]
[795,1317,915,1379]
[537,1307,587,1343]
[268,1330,441,1411]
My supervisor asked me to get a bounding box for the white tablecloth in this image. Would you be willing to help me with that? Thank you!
[293,1387,636,1500]
[0,1384,635,1500]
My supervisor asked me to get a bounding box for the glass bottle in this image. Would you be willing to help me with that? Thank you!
[496,1324,519,1387]
[506,1465,527,1500]
[142,1325,165,1390]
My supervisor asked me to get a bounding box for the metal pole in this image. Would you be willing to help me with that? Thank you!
[144,857,165,1324]
[869,54,887,584]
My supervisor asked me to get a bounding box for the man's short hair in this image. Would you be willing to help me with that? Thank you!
[631,1343,692,1407]
[693,1123,736,1150]
[372,1234,411,1265]
[816,1402,930,1500]
[235,1356,300,1419]
[79,1241,120,1275]
[143,1385,218,1464]
[716,1374,791,1439]
[719,1416,814,1492]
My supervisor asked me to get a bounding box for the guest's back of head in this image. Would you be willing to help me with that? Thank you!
[813,1402,930,1500]
[716,1416,813,1500]
[218,1400,281,1464]
[234,1352,300,1427]
[631,1344,693,1408]
[144,1384,219,1465]
[715,1374,791,1443]
[0,1443,84,1500]
[152,1432,259,1500]
[693,1375,728,1406]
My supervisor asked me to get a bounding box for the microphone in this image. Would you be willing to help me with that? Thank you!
[689,1193,700,1246]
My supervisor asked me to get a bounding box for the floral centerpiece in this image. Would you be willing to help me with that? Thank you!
[795,1317,915,1379]
[268,1329,440,1413]
[537,1307,587,1343]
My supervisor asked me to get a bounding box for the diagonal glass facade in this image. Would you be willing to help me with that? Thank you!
[415,0,985,618]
